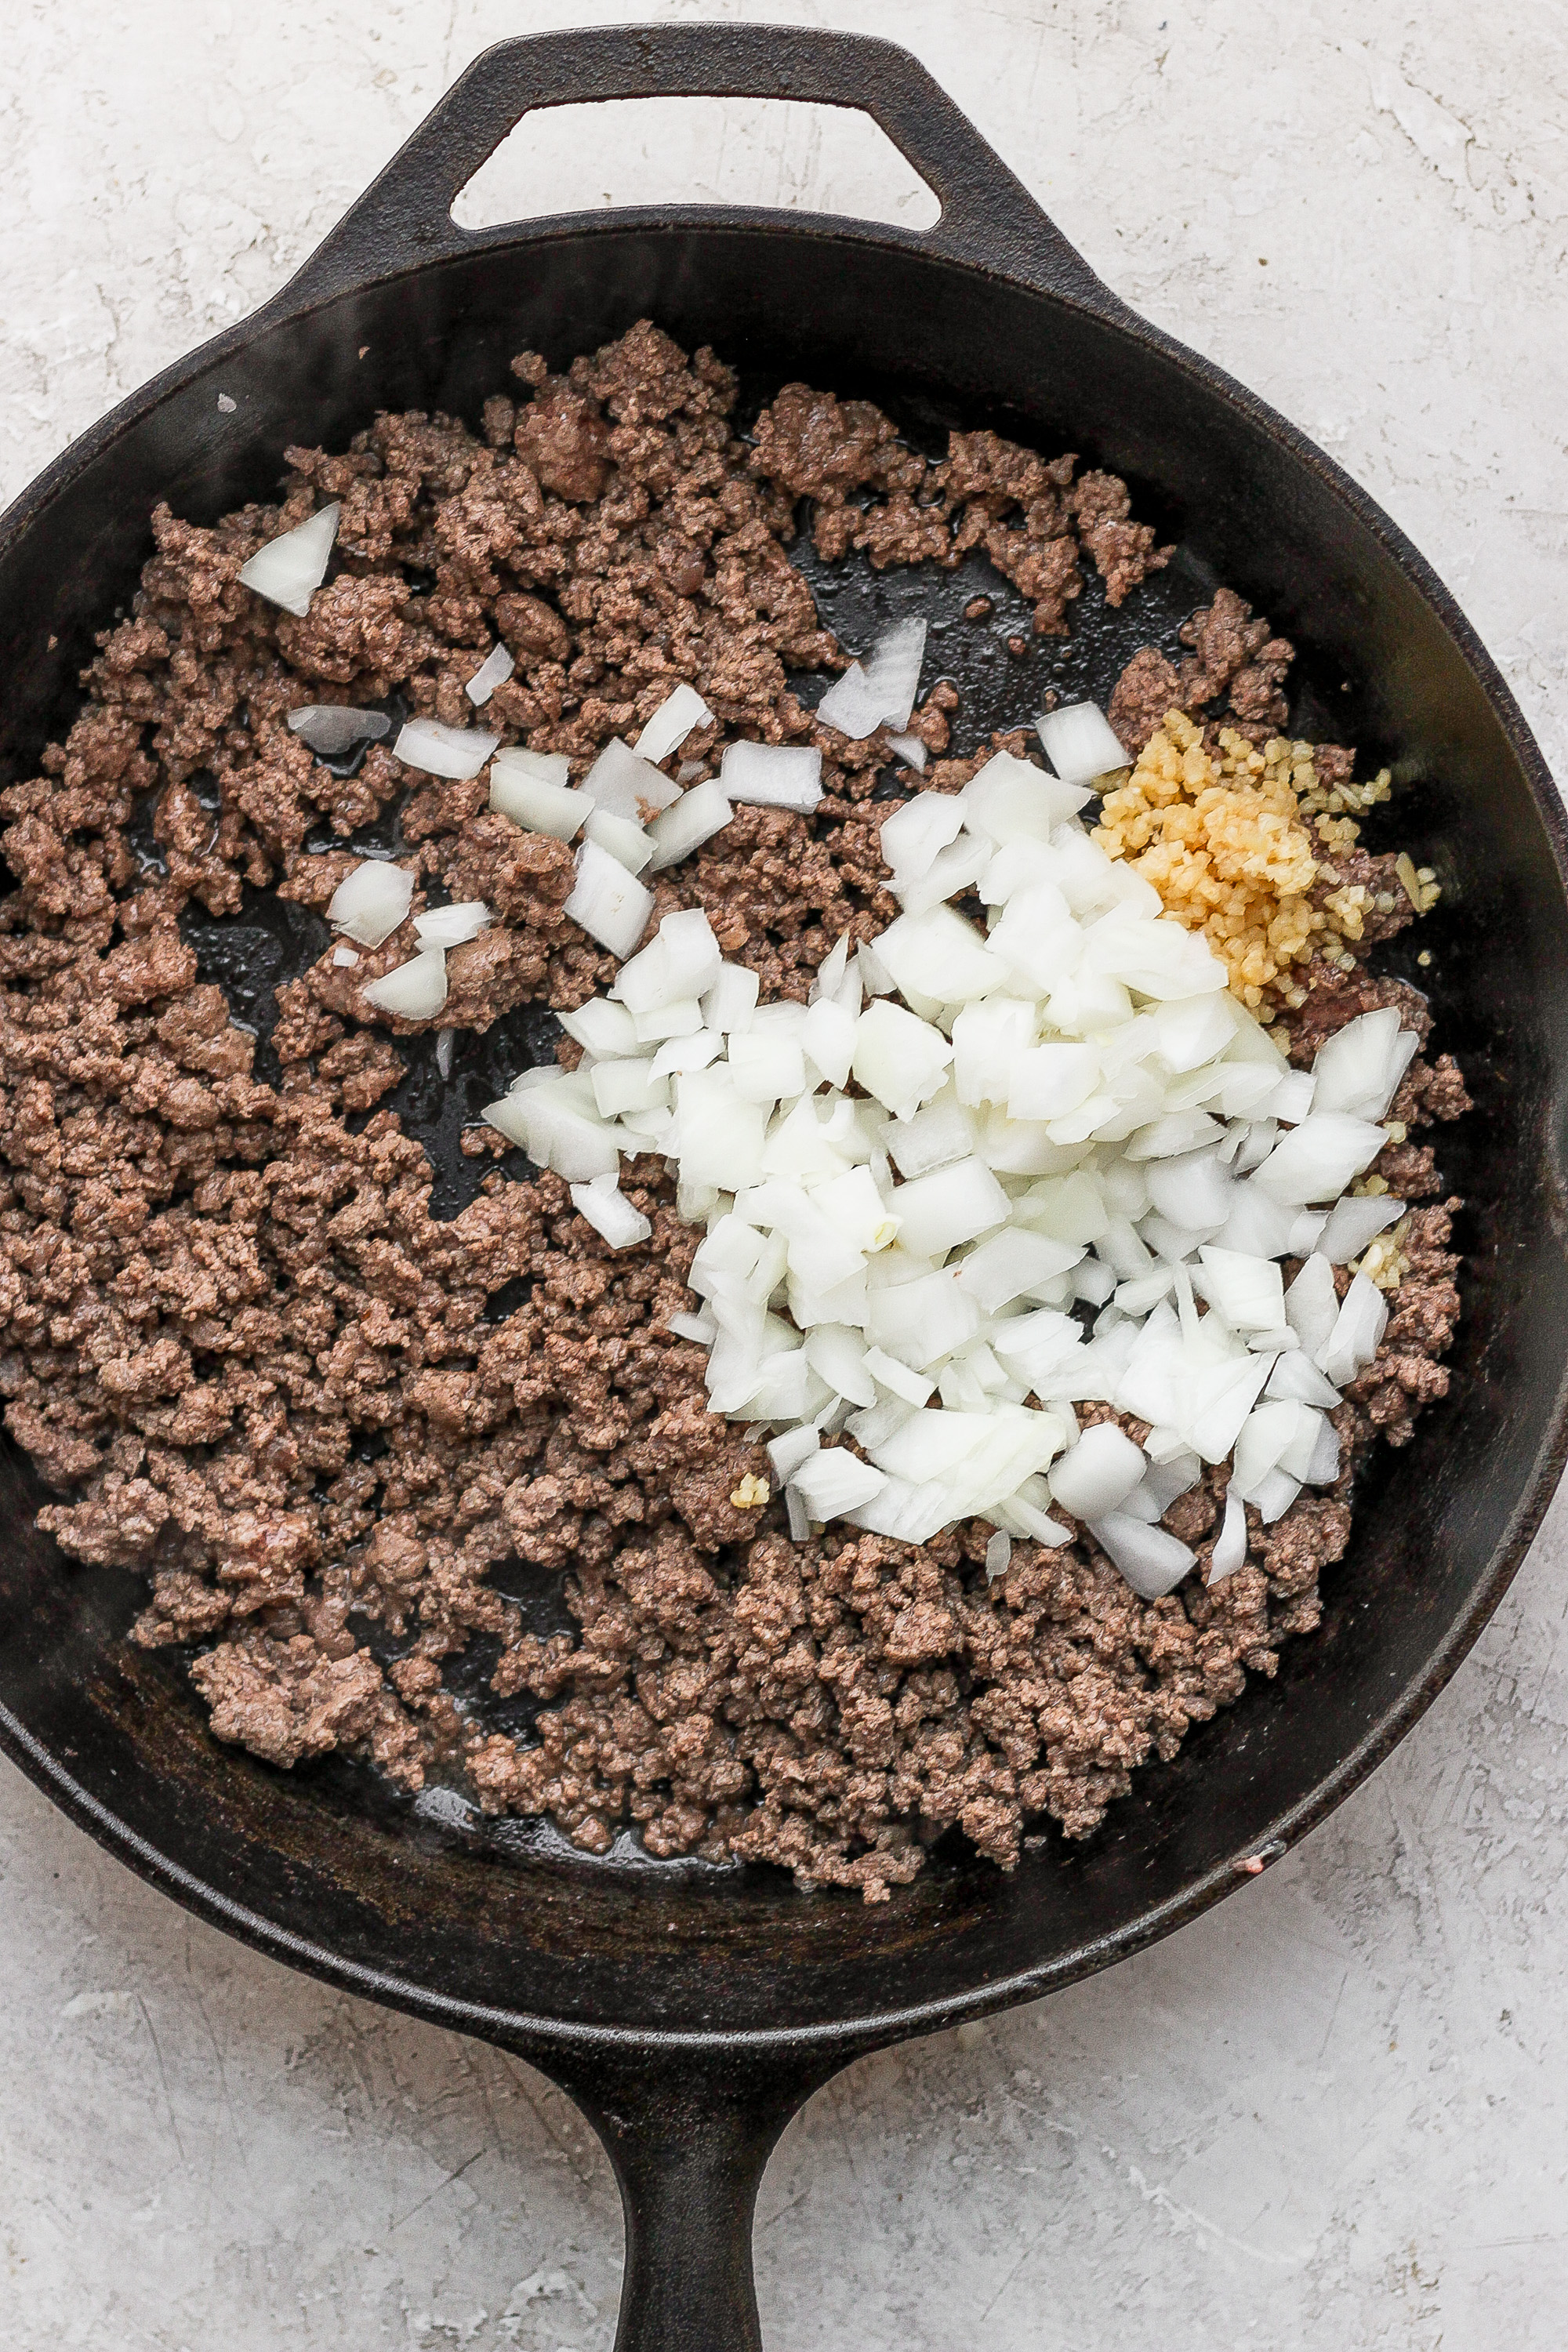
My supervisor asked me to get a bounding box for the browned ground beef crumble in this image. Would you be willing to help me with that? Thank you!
[0,323,1468,1899]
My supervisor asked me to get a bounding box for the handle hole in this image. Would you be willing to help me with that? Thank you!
[451,96,941,233]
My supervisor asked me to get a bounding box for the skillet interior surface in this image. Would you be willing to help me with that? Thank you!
[1,211,1566,2051]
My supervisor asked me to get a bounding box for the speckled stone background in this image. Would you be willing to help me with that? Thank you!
[3,3,1566,2344]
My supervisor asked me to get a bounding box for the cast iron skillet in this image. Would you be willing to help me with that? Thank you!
[2,26,1566,2348]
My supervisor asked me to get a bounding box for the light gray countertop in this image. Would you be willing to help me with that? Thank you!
[3,4,1565,2343]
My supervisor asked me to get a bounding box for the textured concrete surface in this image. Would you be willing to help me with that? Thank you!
[3,2,1566,2343]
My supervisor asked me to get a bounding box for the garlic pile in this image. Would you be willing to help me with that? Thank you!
[481,728,1417,1598]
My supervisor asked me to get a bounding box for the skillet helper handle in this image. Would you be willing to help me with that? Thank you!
[539,2042,840,2352]
[281,23,1113,310]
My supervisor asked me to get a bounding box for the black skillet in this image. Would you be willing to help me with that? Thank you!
[2,27,1566,2350]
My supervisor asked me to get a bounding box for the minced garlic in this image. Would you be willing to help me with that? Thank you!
[730,1474,770,1510]
[1094,710,1435,1008]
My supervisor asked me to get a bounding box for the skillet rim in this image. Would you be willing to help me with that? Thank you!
[2,208,1566,2060]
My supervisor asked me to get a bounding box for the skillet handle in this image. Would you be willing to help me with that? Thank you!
[279,23,1114,312]
[532,2039,843,2352]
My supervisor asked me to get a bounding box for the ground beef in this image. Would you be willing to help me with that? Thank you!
[1108,585,1297,757]
[0,321,1465,1900]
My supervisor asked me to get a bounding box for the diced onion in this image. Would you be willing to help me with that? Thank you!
[583,737,680,822]
[287,704,390,757]
[570,1176,652,1249]
[393,718,500,779]
[1088,1512,1195,1597]
[489,762,590,840]
[647,779,734,870]
[328,859,414,947]
[465,642,515,705]
[1207,1493,1247,1584]
[238,501,339,616]
[1036,700,1130,786]
[585,805,656,876]
[413,900,492,948]
[634,682,713,765]
[564,839,655,959]
[720,741,823,811]
[790,1448,887,1522]
[1049,1422,1146,1519]
[816,618,927,738]
[363,947,448,1020]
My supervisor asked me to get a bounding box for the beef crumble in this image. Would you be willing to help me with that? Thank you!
[0,322,1465,1899]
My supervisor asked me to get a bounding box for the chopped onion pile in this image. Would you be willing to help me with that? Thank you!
[287,704,391,757]
[393,718,500,779]
[238,502,339,618]
[477,724,1416,1592]
[465,642,515,705]
[817,619,927,740]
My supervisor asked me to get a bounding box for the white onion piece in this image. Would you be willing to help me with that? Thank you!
[489,764,590,839]
[1049,1423,1146,1520]
[1207,1493,1247,1584]
[801,997,856,1089]
[484,1083,621,1181]
[287,704,390,757]
[888,1158,1009,1258]
[886,731,927,771]
[564,840,655,959]
[363,947,448,1020]
[1195,1246,1286,1334]
[1317,1271,1389,1386]
[634,682,713,765]
[1283,1254,1341,1356]
[791,1448,887,1521]
[1318,1192,1404,1265]
[702,961,760,1036]
[615,909,723,1014]
[1089,1512,1194,1598]
[957,1227,1082,1312]
[585,739,680,824]
[851,1000,953,1121]
[816,618,927,738]
[985,1530,1012,1577]
[591,1060,670,1119]
[413,900,491,948]
[1312,1009,1421,1120]
[1265,1350,1342,1409]
[1268,1068,1316,1124]
[492,744,572,786]
[647,779,734,870]
[558,997,638,1057]
[768,1425,821,1483]
[880,791,964,882]
[328,859,414,947]
[332,946,360,968]
[393,718,499,779]
[862,1348,935,1406]
[435,1028,456,1080]
[465,642,515,705]
[669,1310,717,1346]
[963,748,1091,837]
[720,741,823,811]
[585,805,656,876]
[569,1177,652,1249]
[1252,1112,1387,1204]
[1036,700,1130,786]
[238,501,339,616]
